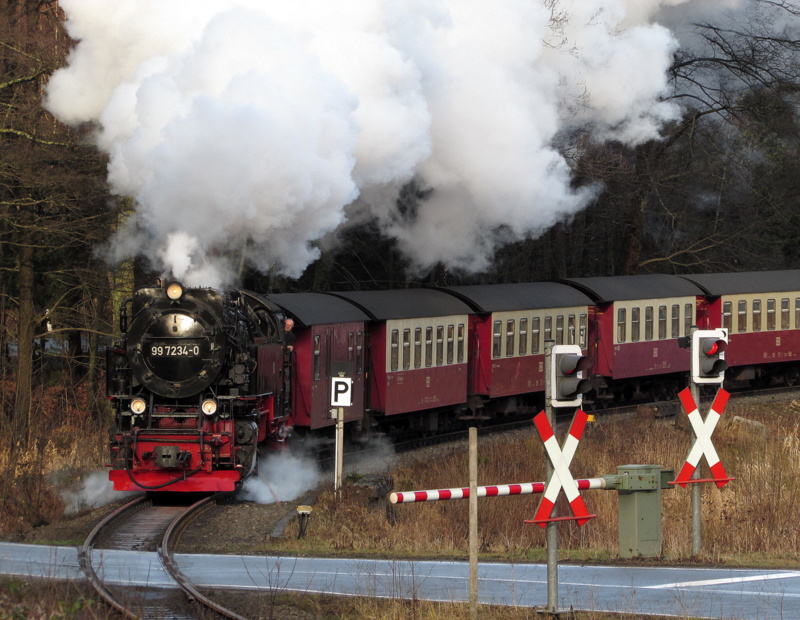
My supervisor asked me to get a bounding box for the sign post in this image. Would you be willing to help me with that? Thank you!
[469,427,478,620]
[330,375,352,496]
[531,340,595,614]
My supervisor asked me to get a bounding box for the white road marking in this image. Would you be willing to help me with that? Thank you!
[644,572,800,589]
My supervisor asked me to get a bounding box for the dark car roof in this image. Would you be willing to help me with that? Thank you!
[266,292,370,326]
[441,282,593,312]
[562,274,705,303]
[679,271,800,296]
[330,289,474,320]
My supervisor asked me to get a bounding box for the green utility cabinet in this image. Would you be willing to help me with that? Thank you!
[612,464,672,558]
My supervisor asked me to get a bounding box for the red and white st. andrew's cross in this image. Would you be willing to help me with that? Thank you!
[528,409,594,527]
[674,387,733,488]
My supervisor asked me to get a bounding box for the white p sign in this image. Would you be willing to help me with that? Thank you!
[331,377,353,407]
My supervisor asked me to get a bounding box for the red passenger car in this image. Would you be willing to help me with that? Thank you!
[266,293,371,433]
[562,275,706,403]
[331,289,473,432]
[681,271,800,386]
[442,283,593,414]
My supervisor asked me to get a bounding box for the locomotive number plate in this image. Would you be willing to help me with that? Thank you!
[148,340,205,357]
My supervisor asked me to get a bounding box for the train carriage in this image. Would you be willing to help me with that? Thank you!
[562,275,706,402]
[266,293,371,430]
[330,290,473,423]
[681,271,800,385]
[441,283,594,409]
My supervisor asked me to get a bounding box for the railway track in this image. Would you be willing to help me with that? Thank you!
[79,493,247,620]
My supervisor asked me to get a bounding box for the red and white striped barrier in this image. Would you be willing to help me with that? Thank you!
[673,388,734,488]
[390,477,607,505]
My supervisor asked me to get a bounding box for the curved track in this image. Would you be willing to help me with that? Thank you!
[80,493,246,620]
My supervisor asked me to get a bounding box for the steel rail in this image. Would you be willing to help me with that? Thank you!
[80,493,244,619]
[79,495,152,619]
[160,493,249,620]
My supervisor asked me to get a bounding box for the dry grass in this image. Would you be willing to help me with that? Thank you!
[0,380,110,536]
[273,398,800,567]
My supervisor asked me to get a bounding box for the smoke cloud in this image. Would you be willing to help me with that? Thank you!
[46,0,692,283]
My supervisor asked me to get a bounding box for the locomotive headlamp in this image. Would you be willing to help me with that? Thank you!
[130,397,147,415]
[201,399,218,416]
[166,282,184,301]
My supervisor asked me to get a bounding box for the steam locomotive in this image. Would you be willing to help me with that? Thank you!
[106,281,293,491]
[106,270,800,492]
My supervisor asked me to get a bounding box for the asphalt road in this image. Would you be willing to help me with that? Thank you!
[2,541,800,618]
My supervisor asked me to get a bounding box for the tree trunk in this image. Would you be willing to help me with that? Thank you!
[622,194,647,276]
[14,224,35,449]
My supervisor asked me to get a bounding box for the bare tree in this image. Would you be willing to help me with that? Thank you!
[1,0,112,447]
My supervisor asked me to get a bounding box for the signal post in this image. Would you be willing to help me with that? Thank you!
[678,327,734,556]
[539,340,593,614]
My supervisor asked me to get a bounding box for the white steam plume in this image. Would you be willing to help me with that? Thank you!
[46,0,685,282]
[60,470,137,514]
[240,452,321,504]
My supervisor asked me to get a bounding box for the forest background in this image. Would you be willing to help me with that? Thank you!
[2,0,800,532]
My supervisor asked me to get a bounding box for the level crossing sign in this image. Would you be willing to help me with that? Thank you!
[673,387,734,488]
[527,409,595,527]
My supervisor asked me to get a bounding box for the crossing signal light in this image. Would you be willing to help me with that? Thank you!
[691,329,728,384]
[550,344,592,407]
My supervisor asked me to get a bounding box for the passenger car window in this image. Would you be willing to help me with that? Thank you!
[671,304,680,338]
[391,329,399,371]
[738,300,747,333]
[447,324,455,364]
[767,299,776,330]
[425,326,433,367]
[753,299,762,332]
[782,299,790,330]
[722,302,732,332]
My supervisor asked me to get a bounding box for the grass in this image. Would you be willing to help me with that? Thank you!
[209,589,682,620]
[0,578,108,619]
